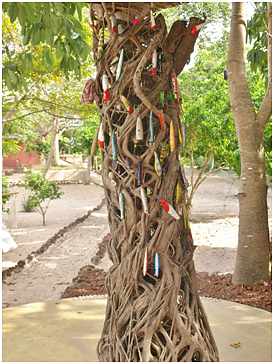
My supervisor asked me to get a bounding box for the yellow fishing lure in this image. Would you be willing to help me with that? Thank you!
[170,120,175,153]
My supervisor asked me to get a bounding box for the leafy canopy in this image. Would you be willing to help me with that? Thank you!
[2,2,92,92]
[246,2,268,80]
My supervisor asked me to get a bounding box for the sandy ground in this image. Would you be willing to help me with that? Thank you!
[2,168,272,309]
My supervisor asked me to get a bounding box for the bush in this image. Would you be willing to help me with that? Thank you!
[22,173,64,225]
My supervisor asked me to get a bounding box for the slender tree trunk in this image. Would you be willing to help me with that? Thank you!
[43,119,57,177]
[90,127,99,169]
[227,2,272,285]
[92,3,219,361]
[53,123,60,165]
[85,154,91,184]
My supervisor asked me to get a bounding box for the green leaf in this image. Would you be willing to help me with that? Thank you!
[8,69,17,84]
[45,51,54,69]
[44,28,53,46]
[23,28,32,46]
[16,75,22,93]
[69,3,76,15]
[75,37,84,53]
[76,3,83,22]
[24,3,36,23]
[7,3,19,23]
[5,73,13,91]
[21,59,27,72]
[31,28,41,46]
[2,67,8,77]
[21,77,28,92]
[56,39,63,59]
[67,14,83,32]
[18,4,27,26]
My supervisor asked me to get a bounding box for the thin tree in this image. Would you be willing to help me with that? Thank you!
[92,2,219,361]
[227,2,272,285]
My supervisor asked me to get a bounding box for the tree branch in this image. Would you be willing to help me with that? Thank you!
[24,97,93,112]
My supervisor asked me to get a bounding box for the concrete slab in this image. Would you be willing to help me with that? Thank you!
[2,298,272,362]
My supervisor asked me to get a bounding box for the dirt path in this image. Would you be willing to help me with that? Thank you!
[2,168,272,309]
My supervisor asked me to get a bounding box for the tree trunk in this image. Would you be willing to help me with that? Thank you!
[43,119,57,177]
[53,125,60,165]
[91,127,99,169]
[85,154,91,184]
[93,3,219,361]
[227,2,272,285]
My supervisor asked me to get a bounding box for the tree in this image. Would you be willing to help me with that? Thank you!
[74,118,99,183]
[2,4,98,176]
[227,2,272,285]
[92,2,218,361]
[178,50,271,214]
[22,173,64,226]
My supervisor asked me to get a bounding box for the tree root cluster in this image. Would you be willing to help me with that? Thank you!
[91,3,219,361]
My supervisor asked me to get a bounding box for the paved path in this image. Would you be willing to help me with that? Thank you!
[2,297,272,362]
[2,203,111,308]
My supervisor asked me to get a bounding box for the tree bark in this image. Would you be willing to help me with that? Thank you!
[227,2,271,285]
[92,3,219,361]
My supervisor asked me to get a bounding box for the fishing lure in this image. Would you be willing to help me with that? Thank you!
[119,81,123,94]
[175,178,182,206]
[182,205,192,238]
[160,145,167,163]
[179,165,188,189]
[116,49,124,82]
[120,18,138,37]
[120,95,133,114]
[119,192,125,219]
[89,5,94,29]
[102,74,110,101]
[141,187,149,215]
[182,205,189,229]
[149,111,154,145]
[178,128,183,145]
[154,151,162,178]
[143,248,148,276]
[97,28,104,59]
[112,130,117,163]
[152,49,157,77]
[191,20,211,35]
[137,161,143,186]
[150,10,156,30]
[156,46,163,74]
[136,117,144,141]
[181,122,186,148]
[154,252,159,277]
[172,69,178,99]
[111,14,117,34]
[159,91,164,109]
[170,120,175,153]
[139,69,143,87]
[109,171,117,186]
[98,123,104,148]
[156,196,180,220]
[126,157,133,169]
[158,109,166,132]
